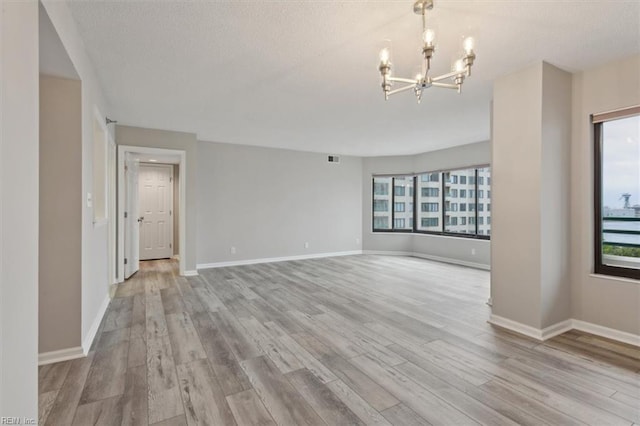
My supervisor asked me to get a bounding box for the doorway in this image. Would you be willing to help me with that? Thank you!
[117,145,186,281]
[139,163,174,261]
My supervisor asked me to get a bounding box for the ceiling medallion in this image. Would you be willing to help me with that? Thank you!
[378,0,476,102]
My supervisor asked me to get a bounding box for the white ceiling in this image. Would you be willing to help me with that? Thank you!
[65,1,640,156]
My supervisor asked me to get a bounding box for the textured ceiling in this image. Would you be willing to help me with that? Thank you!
[66,1,640,156]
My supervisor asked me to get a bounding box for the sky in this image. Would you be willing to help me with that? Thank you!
[602,115,640,209]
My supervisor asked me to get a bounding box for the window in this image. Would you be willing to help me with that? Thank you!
[372,176,392,230]
[374,216,389,229]
[374,182,389,195]
[594,107,640,279]
[422,187,439,197]
[444,168,477,234]
[374,200,388,212]
[421,217,439,227]
[373,176,413,231]
[373,166,490,238]
[393,176,414,231]
[421,203,439,212]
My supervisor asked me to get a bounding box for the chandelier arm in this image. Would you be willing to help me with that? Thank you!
[388,76,418,85]
[431,82,459,90]
[430,70,462,82]
[388,84,418,96]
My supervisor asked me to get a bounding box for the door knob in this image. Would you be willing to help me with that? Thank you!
[137,216,144,223]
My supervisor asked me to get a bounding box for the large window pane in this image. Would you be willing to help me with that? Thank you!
[372,177,392,230]
[392,176,414,230]
[597,113,640,278]
[478,166,491,236]
[444,169,475,234]
[417,172,441,231]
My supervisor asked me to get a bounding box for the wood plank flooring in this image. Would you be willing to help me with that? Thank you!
[39,255,640,425]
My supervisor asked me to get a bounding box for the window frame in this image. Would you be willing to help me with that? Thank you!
[372,165,490,240]
[593,106,640,280]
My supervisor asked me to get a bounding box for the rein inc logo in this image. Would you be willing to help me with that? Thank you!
[1,418,36,425]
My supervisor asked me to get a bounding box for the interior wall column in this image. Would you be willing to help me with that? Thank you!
[491,61,572,335]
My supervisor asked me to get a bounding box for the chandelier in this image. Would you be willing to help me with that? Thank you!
[378,0,476,102]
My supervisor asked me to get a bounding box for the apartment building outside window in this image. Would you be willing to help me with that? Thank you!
[594,106,640,279]
[372,165,491,239]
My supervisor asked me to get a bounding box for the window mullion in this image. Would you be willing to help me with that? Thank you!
[391,177,396,231]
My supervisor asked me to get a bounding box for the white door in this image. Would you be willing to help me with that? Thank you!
[139,164,174,260]
[124,155,140,278]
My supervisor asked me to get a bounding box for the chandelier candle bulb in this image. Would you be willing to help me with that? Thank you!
[423,29,436,45]
[463,36,475,55]
[379,48,390,65]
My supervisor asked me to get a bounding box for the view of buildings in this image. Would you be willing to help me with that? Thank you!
[373,167,491,237]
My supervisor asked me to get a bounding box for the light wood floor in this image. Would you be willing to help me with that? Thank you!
[39,255,640,425]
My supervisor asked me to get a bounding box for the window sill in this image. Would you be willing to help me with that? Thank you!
[589,273,640,285]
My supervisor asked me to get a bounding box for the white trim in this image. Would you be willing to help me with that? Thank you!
[81,295,110,354]
[489,314,547,341]
[540,319,574,340]
[572,319,640,347]
[489,315,639,347]
[38,347,84,366]
[363,250,490,271]
[183,270,198,277]
[118,145,187,281]
[411,252,490,271]
[197,250,363,270]
[588,273,640,285]
[362,250,413,256]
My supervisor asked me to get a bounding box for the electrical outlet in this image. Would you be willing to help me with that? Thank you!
[230,246,236,254]
[356,238,360,244]
[471,248,476,255]
[304,242,309,249]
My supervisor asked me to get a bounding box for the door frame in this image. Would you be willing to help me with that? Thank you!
[117,145,186,281]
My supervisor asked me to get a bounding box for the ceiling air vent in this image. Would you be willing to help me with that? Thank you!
[327,155,340,164]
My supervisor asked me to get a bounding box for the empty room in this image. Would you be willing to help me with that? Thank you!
[1,0,639,425]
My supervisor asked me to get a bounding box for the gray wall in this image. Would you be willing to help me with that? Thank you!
[362,141,492,268]
[39,75,82,353]
[196,142,363,265]
[540,63,572,328]
[1,0,39,416]
[116,125,198,272]
[571,54,640,335]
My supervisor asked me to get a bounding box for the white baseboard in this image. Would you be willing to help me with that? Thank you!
[38,346,84,366]
[489,315,548,341]
[197,250,363,270]
[82,294,111,355]
[572,319,640,347]
[362,250,413,256]
[489,315,639,347]
[183,270,198,276]
[363,250,490,271]
[411,252,491,271]
[541,319,574,340]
